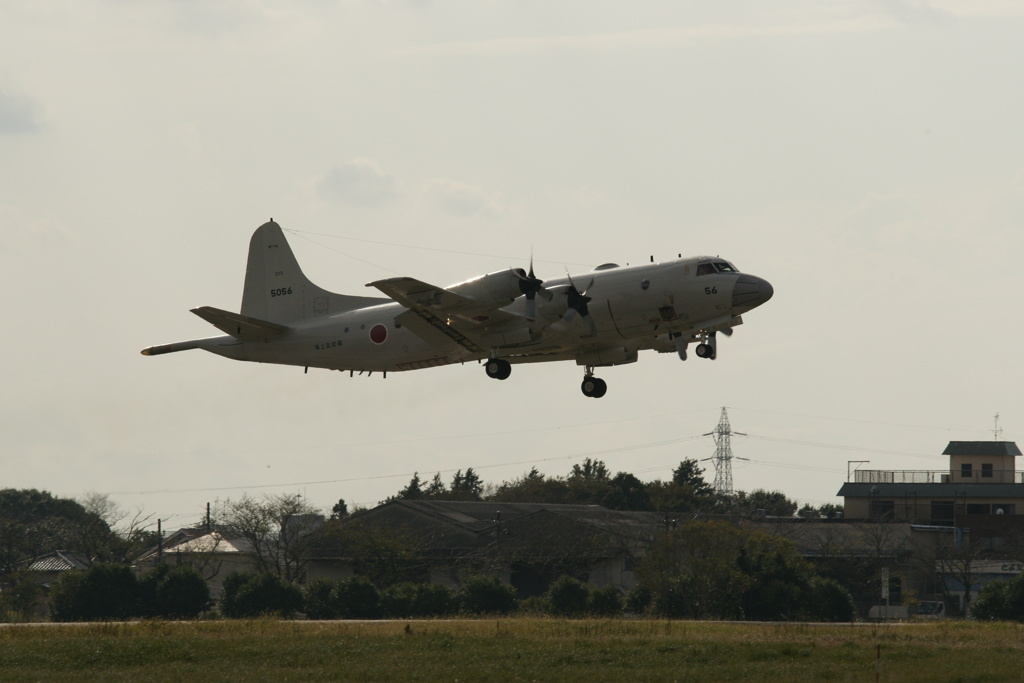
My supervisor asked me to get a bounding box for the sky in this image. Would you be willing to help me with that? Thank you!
[3,0,1023,531]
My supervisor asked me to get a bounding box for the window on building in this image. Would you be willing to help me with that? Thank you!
[979,536,1006,551]
[930,501,955,526]
[869,500,895,521]
[966,504,991,515]
[982,463,994,478]
[961,463,973,479]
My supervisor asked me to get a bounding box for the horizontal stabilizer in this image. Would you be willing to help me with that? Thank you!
[140,340,202,356]
[191,306,290,341]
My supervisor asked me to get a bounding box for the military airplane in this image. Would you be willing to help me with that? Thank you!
[141,220,773,397]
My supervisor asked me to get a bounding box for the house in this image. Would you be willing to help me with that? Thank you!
[306,500,667,596]
[837,441,1024,525]
[24,550,90,587]
[135,528,258,597]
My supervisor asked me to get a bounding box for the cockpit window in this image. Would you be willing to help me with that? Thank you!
[697,260,738,275]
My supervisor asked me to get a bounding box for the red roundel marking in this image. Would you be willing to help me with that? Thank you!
[369,323,388,344]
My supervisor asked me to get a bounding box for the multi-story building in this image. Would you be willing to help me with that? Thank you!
[838,441,1024,526]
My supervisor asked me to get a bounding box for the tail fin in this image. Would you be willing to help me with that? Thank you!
[240,220,386,324]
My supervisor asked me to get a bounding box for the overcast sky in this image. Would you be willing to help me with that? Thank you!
[3,0,1023,529]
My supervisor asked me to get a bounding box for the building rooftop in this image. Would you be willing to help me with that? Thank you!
[942,441,1021,457]
[838,482,1024,498]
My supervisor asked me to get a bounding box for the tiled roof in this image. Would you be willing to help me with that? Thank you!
[27,551,89,572]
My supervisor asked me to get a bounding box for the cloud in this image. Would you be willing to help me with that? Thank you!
[423,178,507,217]
[0,88,44,134]
[316,159,397,207]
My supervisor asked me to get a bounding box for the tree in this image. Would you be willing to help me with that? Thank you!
[727,489,799,517]
[797,503,844,519]
[329,499,349,520]
[672,459,714,495]
[217,494,323,582]
[77,491,157,564]
[570,459,610,482]
[449,469,484,501]
[637,520,847,621]
[933,528,988,615]
[649,460,716,513]
[424,473,447,498]
[395,474,424,501]
[490,469,571,504]
[601,472,652,511]
[0,489,105,575]
[307,515,427,587]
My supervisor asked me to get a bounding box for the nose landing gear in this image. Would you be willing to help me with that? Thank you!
[694,331,717,360]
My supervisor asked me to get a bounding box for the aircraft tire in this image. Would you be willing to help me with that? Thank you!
[581,376,607,398]
[486,359,512,380]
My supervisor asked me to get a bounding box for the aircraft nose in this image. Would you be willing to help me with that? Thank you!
[731,275,774,311]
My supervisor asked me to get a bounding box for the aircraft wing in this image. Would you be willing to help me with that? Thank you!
[367,277,524,352]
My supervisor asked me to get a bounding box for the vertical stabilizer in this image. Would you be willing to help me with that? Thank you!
[240,220,386,324]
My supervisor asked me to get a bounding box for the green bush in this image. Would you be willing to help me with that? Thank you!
[650,575,694,619]
[545,576,590,616]
[458,575,517,615]
[589,585,624,616]
[0,573,42,622]
[972,574,1024,621]
[304,578,341,620]
[220,572,303,618]
[138,565,210,619]
[412,582,456,617]
[381,582,456,618]
[50,564,139,622]
[624,584,652,614]
[336,576,381,619]
[804,577,855,622]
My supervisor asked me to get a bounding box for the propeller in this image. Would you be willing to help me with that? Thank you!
[513,257,550,321]
[562,275,597,337]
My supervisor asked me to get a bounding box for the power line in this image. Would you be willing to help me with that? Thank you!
[108,434,708,497]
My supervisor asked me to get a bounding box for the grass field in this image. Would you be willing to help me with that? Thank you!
[2,618,1024,682]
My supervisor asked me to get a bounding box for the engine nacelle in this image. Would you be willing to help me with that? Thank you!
[448,269,525,308]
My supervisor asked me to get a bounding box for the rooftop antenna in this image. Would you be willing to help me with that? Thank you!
[994,413,1003,441]
[703,407,746,495]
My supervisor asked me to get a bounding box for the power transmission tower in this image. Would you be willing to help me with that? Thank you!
[704,407,745,495]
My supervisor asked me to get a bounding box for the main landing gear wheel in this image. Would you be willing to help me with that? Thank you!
[485,358,512,380]
[581,376,607,398]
